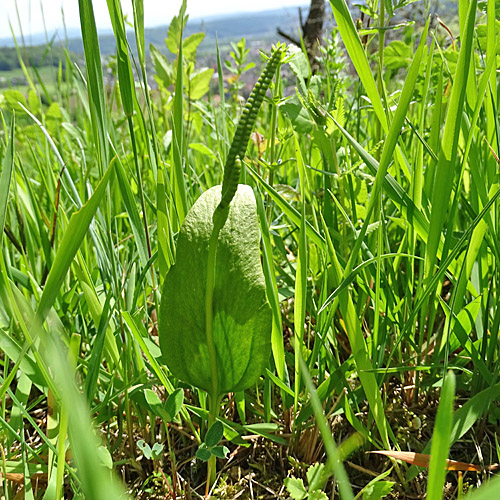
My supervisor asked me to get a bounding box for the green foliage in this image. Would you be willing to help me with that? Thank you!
[144,388,184,421]
[284,463,328,500]
[2,90,27,111]
[384,40,413,70]
[151,0,211,101]
[477,0,500,16]
[285,477,309,500]
[225,38,254,74]
[224,37,256,97]
[150,44,173,87]
[222,43,284,193]
[137,439,164,460]
[475,19,500,54]
[165,1,188,55]
[195,421,229,461]
[159,185,272,396]
[0,45,69,72]
[188,67,213,99]
[0,117,14,251]
[362,481,395,500]
[355,468,395,500]
[427,372,456,500]
[4,0,500,498]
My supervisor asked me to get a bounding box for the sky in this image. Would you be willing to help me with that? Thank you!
[1,0,307,38]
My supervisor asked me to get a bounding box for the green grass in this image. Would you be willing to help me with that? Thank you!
[1,0,500,498]
[0,66,59,95]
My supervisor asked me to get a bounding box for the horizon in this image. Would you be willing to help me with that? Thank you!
[1,0,307,43]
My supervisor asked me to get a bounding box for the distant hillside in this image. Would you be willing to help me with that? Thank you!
[0,0,458,73]
[67,7,306,55]
[0,6,307,56]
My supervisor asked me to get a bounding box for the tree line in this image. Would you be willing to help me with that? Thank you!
[0,45,68,71]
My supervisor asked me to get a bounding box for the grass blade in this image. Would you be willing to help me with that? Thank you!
[293,133,308,411]
[427,371,456,500]
[255,188,287,386]
[78,0,109,171]
[425,0,478,277]
[36,163,113,322]
[299,355,354,500]
[0,116,14,252]
[172,4,188,226]
[329,0,388,133]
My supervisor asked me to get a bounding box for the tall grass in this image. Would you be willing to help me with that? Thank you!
[1,0,499,498]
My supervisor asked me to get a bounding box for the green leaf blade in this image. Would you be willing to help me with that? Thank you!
[284,477,308,500]
[205,421,224,447]
[159,185,272,396]
[427,371,456,500]
[329,0,388,133]
[196,446,212,462]
[0,117,14,252]
[164,388,184,421]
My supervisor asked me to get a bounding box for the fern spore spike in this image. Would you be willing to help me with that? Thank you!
[218,43,285,213]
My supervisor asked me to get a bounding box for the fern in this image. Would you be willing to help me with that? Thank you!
[217,42,285,215]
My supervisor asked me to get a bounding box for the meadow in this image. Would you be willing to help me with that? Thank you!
[1,0,500,498]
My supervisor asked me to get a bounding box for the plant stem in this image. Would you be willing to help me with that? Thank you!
[205,393,222,495]
[376,0,385,158]
[204,202,229,493]
[205,210,227,401]
[165,423,178,498]
[266,85,278,223]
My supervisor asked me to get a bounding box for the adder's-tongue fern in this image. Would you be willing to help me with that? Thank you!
[206,42,284,412]
[216,43,285,215]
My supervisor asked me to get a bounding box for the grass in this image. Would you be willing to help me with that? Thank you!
[1,0,500,498]
[0,66,60,97]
